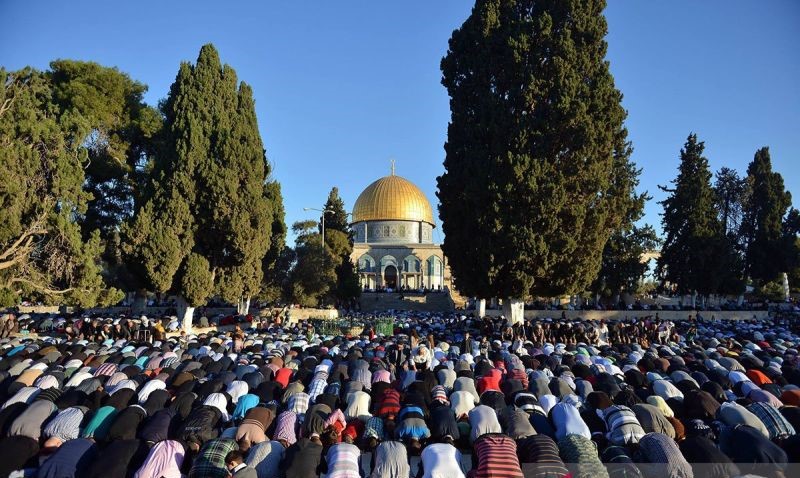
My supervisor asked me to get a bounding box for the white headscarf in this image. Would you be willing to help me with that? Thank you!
[137,379,167,403]
[203,392,230,421]
[226,380,249,404]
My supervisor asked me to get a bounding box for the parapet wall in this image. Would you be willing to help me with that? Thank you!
[482,309,770,321]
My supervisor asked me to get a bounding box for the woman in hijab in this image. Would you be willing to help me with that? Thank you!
[141,388,170,416]
[232,393,260,421]
[169,391,197,422]
[235,406,274,452]
[719,425,788,478]
[84,438,149,478]
[636,432,693,478]
[134,439,185,478]
[679,435,740,478]
[226,380,249,404]
[105,387,136,410]
[54,389,88,410]
[8,399,57,441]
[136,378,166,404]
[81,404,119,441]
[203,392,231,422]
[137,407,175,445]
[107,404,148,441]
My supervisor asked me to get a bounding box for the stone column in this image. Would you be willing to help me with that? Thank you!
[474,298,486,318]
[503,298,525,324]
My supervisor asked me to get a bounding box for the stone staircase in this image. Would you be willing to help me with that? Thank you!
[359,292,455,313]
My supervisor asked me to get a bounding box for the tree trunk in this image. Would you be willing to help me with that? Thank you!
[474,298,486,318]
[691,291,697,309]
[237,296,251,315]
[177,296,194,333]
[503,298,525,324]
[132,289,147,315]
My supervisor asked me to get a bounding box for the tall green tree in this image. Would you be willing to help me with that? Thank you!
[49,60,162,238]
[321,187,360,304]
[658,134,736,301]
[260,181,289,304]
[593,225,660,303]
[711,167,748,295]
[48,61,163,295]
[741,147,792,286]
[714,167,747,236]
[124,44,275,328]
[438,0,640,321]
[783,208,800,293]
[288,221,335,307]
[0,67,123,306]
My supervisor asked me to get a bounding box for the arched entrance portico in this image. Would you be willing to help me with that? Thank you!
[384,265,398,290]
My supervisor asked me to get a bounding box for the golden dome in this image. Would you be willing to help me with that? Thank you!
[352,174,435,225]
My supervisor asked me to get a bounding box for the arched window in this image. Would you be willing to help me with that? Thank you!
[426,256,443,276]
[403,255,421,273]
[358,254,375,273]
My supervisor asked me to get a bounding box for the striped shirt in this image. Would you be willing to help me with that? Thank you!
[377,389,401,418]
[473,433,524,478]
[748,402,796,440]
[603,406,646,445]
[324,442,361,478]
[308,376,328,403]
[515,435,569,478]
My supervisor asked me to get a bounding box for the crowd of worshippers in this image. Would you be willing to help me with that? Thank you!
[0,312,798,478]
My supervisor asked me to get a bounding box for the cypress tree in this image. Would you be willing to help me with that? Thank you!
[260,181,288,304]
[438,0,639,321]
[742,147,792,285]
[124,44,274,328]
[289,221,335,306]
[658,134,728,301]
[0,67,123,307]
[321,187,360,305]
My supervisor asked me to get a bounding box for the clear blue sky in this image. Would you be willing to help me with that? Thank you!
[2,1,798,245]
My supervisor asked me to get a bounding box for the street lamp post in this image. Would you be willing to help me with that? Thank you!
[304,207,334,248]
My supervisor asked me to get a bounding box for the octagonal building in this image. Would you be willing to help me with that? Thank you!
[350,168,451,291]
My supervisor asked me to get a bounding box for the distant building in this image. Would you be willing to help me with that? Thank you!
[350,167,451,291]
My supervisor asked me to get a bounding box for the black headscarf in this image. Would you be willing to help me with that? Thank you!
[169,391,197,421]
[141,388,170,416]
[107,405,147,441]
[679,436,739,478]
[719,425,788,477]
[0,435,40,477]
[83,439,149,478]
